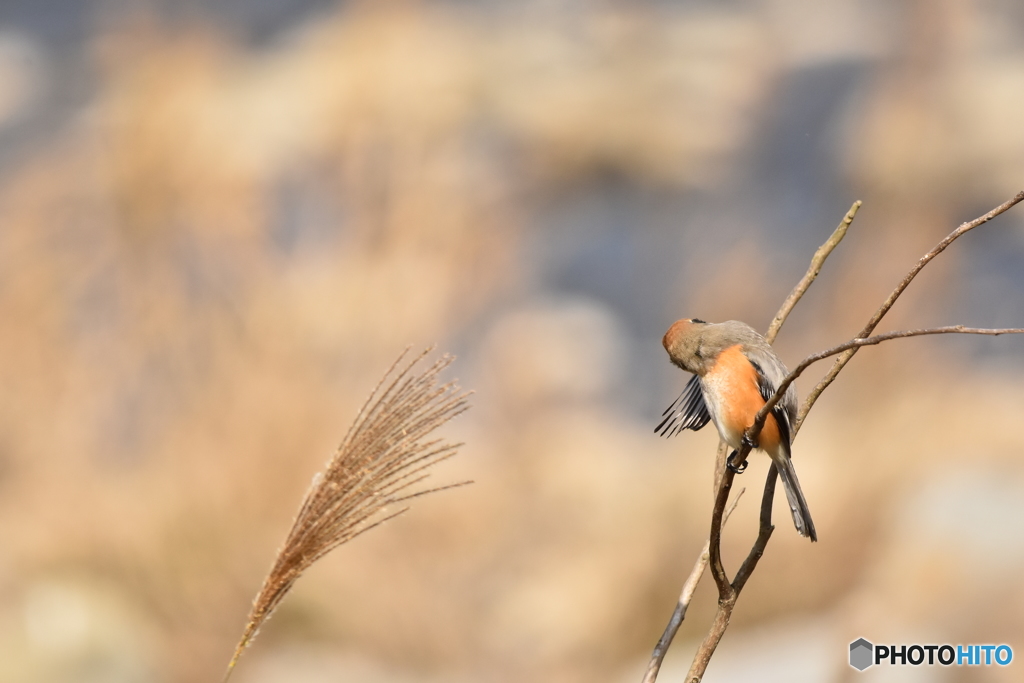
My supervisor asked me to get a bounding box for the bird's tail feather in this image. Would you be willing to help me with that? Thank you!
[774,455,817,542]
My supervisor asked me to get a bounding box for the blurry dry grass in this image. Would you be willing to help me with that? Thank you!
[226,349,470,677]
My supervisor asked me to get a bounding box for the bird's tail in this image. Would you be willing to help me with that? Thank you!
[773,455,817,542]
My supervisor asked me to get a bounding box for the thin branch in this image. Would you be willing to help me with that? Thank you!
[707,204,865,593]
[707,457,738,596]
[732,464,777,595]
[765,201,862,345]
[640,490,745,683]
[685,331,1024,683]
[712,441,730,501]
[647,203,861,683]
[682,191,1024,683]
[744,326,1024,459]
[683,323,1024,683]
[689,450,778,681]
[795,190,1024,432]
[654,192,1024,683]
[715,203,859,494]
[686,597,734,682]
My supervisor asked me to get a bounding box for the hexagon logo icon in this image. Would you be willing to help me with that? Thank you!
[850,638,874,671]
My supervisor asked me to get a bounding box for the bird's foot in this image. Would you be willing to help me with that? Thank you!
[741,433,758,450]
[726,450,748,474]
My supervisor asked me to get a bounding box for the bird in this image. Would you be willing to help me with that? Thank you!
[656,318,817,541]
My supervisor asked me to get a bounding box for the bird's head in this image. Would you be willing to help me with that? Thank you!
[662,318,711,374]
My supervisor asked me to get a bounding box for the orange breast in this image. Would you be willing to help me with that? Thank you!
[706,345,781,452]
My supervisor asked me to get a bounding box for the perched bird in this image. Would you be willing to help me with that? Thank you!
[657,318,817,541]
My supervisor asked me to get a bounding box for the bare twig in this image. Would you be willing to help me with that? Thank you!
[680,192,1024,683]
[641,490,745,683]
[646,203,860,683]
[712,441,730,500]
[224,349,471,680]
[687,597,735,681]
[685,327,1024,683]
[795,190,1024,431]
[714,201,860,495]
[706,457,738,596]
[732,464,777,595]
[682,466,765,681]
[745,326,1024,457]
[765,201,862,345]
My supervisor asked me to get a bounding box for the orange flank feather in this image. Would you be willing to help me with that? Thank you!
[705,345,782,452]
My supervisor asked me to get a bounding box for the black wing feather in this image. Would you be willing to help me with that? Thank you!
[655,375,711,437]
[749,360,792,449]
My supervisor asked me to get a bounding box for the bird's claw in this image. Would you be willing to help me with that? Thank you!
[741,434,757,450]
[726,450,748,474]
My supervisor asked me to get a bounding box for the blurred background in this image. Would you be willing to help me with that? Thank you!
[0,1,1023,681]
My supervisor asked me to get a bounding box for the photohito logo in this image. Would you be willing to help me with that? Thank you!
[849,638,1013,671]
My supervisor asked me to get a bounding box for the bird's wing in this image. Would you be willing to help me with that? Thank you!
[749,359,793,451]
[655,374,711,437]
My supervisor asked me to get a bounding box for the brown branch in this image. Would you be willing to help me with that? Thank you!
[687,433,783,679]
[640,490,745,683]
[645,202,861,683]
[733,202,860,578]
[765,200,862,344]
[713,202,860,493]
[795,190,1024,432]
[732,464,777,595]
[681,323,1024,683]
[723,196,1024,673]
[680,191,1024,683]
[747,326,1024,454]
[706,458,739,596]
[686,449,775,681]
[686,597,734,681]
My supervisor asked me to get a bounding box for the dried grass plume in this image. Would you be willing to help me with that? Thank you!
[225,348,472,678]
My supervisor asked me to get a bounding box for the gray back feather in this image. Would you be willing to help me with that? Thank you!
[711,320,798,430]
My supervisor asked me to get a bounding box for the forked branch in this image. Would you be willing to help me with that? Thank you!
[644,191,1024,683]
[685,192,1024,682]
[642,200,861,681]
[796,189,1024,431]
[640,490,745,683]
